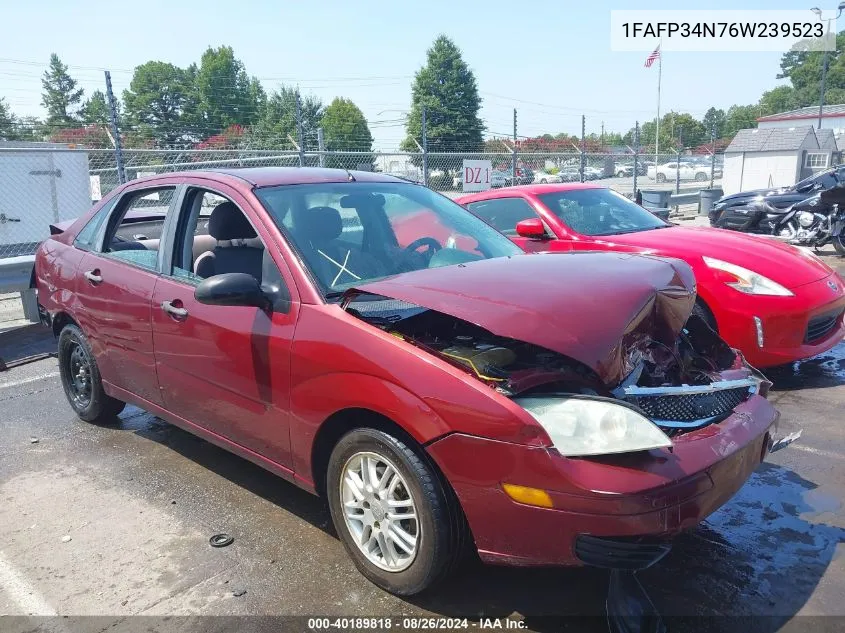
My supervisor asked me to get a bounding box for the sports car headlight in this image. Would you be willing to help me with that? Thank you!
[514,397,672,457]
[703,256,794,296]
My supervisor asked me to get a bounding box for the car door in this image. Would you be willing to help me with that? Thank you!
[72,183,181,406]
[465,196,564,253]
[149,185,299,467]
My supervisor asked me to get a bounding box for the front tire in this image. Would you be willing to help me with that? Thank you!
[833,234,845,256]
[326,428,465,596]
[656,173,666,183]
[695,172,708,182]
[58,324,125,422]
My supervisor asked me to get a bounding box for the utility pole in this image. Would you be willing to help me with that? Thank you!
[421,105,428,187]
[710,125,716,189]
[104,70,125,185]
[579,115,586,183]
[675,126,683,195]
[512,108,518,184]
[633,121,640,196]
[317,127,325,168]
[295,90,305,167]
[601,121,605,151]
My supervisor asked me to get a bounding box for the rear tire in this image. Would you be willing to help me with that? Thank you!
[58,324,125,422]
[833,235,845,256]
[326,427,466,596]
[692,301,718,332]
[695,172,708,182]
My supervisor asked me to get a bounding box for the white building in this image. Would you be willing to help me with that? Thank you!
[721,126,837,195]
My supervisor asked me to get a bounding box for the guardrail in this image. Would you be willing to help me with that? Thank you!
[0,256,38,323]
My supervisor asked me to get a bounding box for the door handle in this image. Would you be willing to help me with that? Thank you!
[84,270,103,284]
[161,300,188,319]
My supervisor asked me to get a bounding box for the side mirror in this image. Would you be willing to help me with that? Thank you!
[515,218,548,239]
[195,273,270,309]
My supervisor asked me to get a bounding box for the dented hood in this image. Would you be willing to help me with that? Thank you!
[352,252,697,385]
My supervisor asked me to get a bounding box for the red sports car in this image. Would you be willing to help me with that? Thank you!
[36,168,788,597]
[457,183,845,368]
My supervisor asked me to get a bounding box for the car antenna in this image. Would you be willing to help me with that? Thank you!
[345,169,356,182]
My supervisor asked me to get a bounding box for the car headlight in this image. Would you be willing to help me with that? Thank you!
[514,396,672,457]
[703,256,794,296]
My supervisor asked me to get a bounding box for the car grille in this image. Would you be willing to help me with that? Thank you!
[626,387,751,424]
[805,308,844,343]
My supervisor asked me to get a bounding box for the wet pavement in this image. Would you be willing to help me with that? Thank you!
[0,255,843,632]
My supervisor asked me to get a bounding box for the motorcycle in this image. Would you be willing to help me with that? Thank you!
[769,184,845,254]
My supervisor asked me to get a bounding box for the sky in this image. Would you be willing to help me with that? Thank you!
[0,0,834,149]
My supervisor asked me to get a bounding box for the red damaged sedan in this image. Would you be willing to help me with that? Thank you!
[36,168,789,596]
[458,183,845,368]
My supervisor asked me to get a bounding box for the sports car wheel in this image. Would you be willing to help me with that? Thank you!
[656,173,666,183]
[58,324,125,422]
[695,172,708,182]
[326,428,466,595]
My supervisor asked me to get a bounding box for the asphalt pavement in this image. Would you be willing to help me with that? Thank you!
[0,252,842,633]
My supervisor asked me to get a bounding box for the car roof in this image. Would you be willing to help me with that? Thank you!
[130,166,408,188]
[456,182,603,203]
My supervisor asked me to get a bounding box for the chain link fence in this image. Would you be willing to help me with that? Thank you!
[0,145,724,261]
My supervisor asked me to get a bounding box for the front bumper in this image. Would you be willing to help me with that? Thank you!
[426,394,778,567]
[706,272,845,367]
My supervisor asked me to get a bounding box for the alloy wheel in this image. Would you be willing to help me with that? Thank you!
[340,451,419,572]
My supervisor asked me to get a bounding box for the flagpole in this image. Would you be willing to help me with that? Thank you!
[654,42,662,166]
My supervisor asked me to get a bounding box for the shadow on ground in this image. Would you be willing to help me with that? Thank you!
[766,340,845,392]
[123,410,845,632]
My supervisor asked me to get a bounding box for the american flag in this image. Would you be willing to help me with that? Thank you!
[644,45,661,68]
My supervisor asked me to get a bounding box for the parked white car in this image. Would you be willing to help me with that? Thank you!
[647,161,711,183]
[533,171,562,184]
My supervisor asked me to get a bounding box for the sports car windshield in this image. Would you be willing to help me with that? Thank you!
[255,182,522,297]
[537,188,669,236]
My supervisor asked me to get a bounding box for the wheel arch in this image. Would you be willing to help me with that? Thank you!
[52,311,79,337]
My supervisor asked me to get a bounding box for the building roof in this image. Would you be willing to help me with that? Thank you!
[757,103,845,122]
[725,126,837,153]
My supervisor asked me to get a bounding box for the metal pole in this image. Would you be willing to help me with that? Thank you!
[512,108,518,185]
[633,121,639,196]
[317,127,325,168]
[580,114,586,183]
[104,71,125,185]
[655,46,662,168]
[421,105,428,187]
[295,90,305,167]
[675,126,683,195]
[819,46,829,129]
[710,125,716,188]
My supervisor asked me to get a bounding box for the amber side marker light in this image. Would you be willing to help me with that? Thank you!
[502,483,554,508]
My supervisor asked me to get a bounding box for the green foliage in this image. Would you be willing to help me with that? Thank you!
[41,53,84,128]
[428,172,452,189]
[0,97,17,140]
[123,61,197,147]
[401,35,484,155]
[320,97,374,167]
[723,104,760,137]
[246,86,322,149]
[81,90,112,126]
[194,46,265,133]
[702,107,726,137]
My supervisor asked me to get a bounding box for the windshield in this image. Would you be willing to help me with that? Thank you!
[255,182,522,297]
[537,188,669,236]
[793,169,838,193]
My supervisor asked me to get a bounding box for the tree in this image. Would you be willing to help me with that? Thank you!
[41,53,84,128]
[81,90,112,126]
[246,86,322,150]
[702,107,726,138]
[123,61,197,147]
[775,31,845,109]
[0,97,17,140]
[321,97,373,167]
[193,46,265,135]
[759,85,800,116]
[401,35,484,157]
[723,104,760,137]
